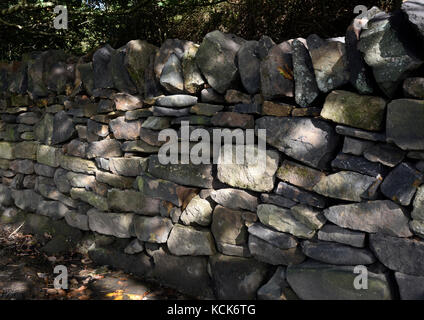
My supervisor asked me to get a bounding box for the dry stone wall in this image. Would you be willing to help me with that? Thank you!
[1,3,424,300]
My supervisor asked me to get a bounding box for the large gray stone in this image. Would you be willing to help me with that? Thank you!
[256,117,339,169]
[217,147,279,192]
[133,215,173,243]
[52,111,75,145]
[331,153,386,177]
[136,172,198,207]
[308,36,349,93]
[313,171,378,202]
[87,209,134,238]
[324,200,412,237]
[182,43,205,94]
[359,12,423,97]
[109,116,142,140]
[321,90,386,131]
[109,157,148,177]
[402,1,424,40]
[180,195,213,226]
[370,233,424,277]
[148,155,213,188]
[287,261,393,300]
[107,189,160,215]
[386,99,424,150]
[86,140,122,159]
[151,247,214,299]
[160,53,184,93]
[211,205,247,245]
[237,41,260,94]
[167,224,216,256]
[363,143,405,168]
[248,223,298,249]
[257,204,315,239]
[196,31,244,94]
[210,188,257,211]
[209,254,268,300]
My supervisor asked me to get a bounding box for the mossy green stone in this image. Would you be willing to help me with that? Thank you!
[321,90,386,131]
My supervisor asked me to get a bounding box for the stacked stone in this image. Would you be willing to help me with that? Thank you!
[1,3,424,300]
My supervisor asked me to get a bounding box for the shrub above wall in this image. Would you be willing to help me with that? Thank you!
[1,3,424,300]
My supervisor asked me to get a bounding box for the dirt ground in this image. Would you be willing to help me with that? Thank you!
[0,223,186,300]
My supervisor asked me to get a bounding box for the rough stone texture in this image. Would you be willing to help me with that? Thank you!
[292,39,319,107]
[256,117,339,169]
[275,182,327,208]
[318,224,366,248]
[313,171,378,202]
[237,41,260,94]
[209,254,268,300]
[217,147,278,192]
[324,200,412,237]
[331,153,385,177]
[248,235,305,266]
[260,42,294,99]
[211,205,247,245]
[196,31,244,94]
[395,272,424,300]
[287,261,393,300]
[148,155,213,188]
[308,37,349,93]
[301,241,376,265]
[167,224,216,256]
[257,204,315,239]
[363,143,405,167]
[180,195,213,226]
[321,90,386,131]
[386,99,424,150]
[359,12,423,97]
[248,223,298,249]
[403,77,424,99]
[160,53,184,93]
[133,215,173,243]
[370,233,424,277]
[109,116,142,140]
[87,209,134,238]
[211,188,257,211]
[380,162,423,206]
[277,160,325,191]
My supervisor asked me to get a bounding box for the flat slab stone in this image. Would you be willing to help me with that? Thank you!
[148,155,213,188]
[275,182,327,208]
[156,95,198,107]
[313,171,378,202]
[301,241,376,265]
[87,209,134,238]
[324,200,412,238]
[370,233,424,277]
[287,261,393,300]
[336,125,386,142]
[363,143,405,167]
[276,160,325,191]
[133,215,173,244]
[257,204,315,239]
[248,223,298,249]
[318,224,366,248]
